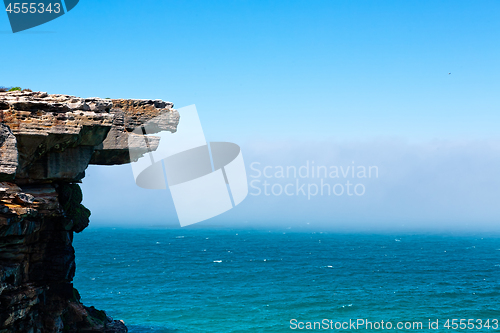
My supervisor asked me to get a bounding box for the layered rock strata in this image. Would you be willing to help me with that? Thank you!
[0,91,179,332]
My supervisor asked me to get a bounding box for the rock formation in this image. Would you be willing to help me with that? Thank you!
[0,91,179,332]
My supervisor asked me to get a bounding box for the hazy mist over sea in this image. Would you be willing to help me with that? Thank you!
[81,138,500,232]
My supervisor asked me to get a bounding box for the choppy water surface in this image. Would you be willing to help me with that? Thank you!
[74,228,500,332]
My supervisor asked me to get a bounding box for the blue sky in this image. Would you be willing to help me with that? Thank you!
[2,1,500,230]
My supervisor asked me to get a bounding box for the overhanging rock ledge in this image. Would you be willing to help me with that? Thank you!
[0,91,179,332]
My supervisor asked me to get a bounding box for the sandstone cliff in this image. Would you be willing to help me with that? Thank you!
[0,91,179,332]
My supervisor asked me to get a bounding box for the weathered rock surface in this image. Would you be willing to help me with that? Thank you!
[0,124,17,181]
[0,91,179,332]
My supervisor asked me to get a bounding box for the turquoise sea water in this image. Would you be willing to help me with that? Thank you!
[73,228,500,332]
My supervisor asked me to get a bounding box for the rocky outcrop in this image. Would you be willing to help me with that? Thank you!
[0,91,179,332]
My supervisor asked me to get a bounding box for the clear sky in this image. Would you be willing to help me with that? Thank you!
[2,1,500,231]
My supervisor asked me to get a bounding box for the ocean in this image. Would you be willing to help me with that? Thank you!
[73,227,500,332]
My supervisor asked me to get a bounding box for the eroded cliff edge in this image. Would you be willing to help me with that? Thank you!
[0,91,179,332]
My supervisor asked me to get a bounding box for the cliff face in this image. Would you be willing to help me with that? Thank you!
[0,91,179,332]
